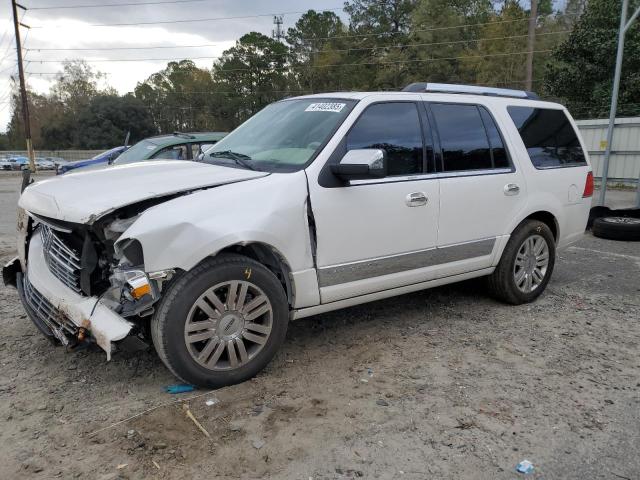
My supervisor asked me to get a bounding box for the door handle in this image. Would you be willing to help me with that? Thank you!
[405,192,428,207]
[504,183,520,196]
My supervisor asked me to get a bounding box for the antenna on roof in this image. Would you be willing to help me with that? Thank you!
[272,15,284,41]
[402,82,540,100]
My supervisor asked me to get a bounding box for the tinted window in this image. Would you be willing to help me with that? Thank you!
[347,102,423,176]
[479,107,509,168]
[152,145,187,160]
[508,107,586,168]
[431,104,492,172]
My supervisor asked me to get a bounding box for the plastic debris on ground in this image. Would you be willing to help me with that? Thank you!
[205,397,220,406]
[164,384,195,394]
[516,460,534,474]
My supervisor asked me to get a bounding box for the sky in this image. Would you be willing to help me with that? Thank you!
[0,0,348,132]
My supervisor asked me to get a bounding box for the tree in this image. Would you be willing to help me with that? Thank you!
[544,0,640,118]
[212,32,292,125]
[134,60,221,133]
[6,87,66,149]
[405,0,492,86]
[464,1,529,88]
[72,94,154,149]
[286,10,347,92]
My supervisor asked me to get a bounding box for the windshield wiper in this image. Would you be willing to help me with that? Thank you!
[209,150,257,171]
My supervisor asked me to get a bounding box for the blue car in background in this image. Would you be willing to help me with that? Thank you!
[57,146,128,175]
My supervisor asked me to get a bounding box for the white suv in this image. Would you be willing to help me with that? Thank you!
[3,84,593,387]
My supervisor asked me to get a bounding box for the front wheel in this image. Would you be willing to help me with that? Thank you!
[151,254,289,388]
[487,220,556,305]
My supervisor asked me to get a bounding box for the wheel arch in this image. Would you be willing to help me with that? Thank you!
[216,242,295,309]
[521,210,559,242]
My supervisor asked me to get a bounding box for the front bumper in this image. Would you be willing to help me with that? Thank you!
[10,229,133,359]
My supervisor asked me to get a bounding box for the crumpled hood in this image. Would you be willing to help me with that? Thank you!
[19,160,269,224]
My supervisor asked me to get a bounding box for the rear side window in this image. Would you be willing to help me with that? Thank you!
[507,107,586,168]
[431,103,508,172]
[347,102,423,176]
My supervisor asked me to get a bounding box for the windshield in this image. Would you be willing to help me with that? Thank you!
[202,98,356,172]
[113,140,158,164]
[92,146,124,160]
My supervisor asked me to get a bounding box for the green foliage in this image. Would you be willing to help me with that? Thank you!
[212,32,291,124]
[134,60,224,132]
[7,0,637,148]
[544,0,640,118]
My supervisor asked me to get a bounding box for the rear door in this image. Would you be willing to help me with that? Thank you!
[506,106,592,247]
[427,101,527,275]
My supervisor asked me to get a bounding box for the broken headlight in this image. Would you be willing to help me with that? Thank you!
[108,267,157,317]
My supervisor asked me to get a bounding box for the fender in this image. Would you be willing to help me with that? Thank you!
[116,170,315,277]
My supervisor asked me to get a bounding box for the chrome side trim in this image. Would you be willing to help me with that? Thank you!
[317,238,495,287]
[294,267,495,320]
[349,168,513,186]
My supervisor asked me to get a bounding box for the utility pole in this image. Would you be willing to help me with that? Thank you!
[11,0,35,187]
[599,0,640,206]
[525,0,538,91]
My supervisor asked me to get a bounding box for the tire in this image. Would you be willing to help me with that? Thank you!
[487,220,556,305]
[592,217,640,241]
[151,254,289,388]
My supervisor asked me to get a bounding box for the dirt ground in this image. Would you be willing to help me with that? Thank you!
[1,172,639,480]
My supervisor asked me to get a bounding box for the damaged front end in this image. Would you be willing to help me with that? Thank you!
[4,202,175,359]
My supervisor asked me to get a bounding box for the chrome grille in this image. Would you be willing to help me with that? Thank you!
[23,274,77,340]
[40,224,82,293]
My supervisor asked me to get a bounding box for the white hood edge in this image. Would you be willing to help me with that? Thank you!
[18,160,269,224]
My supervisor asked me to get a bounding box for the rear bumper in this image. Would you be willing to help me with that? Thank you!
[14,230,133,359]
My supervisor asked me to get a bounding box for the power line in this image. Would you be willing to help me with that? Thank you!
[25,31,570,64]
[29,9,576,30]
[30,7,347,28]
[26,43,222,52]
[28,0,229,10]
[25,49,555,76]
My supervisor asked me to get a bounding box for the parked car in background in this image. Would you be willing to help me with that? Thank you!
[0,158,12,170]
[111,132,227,166]
[57,146,128,175]
[9,156,29,170]
[35,158,55,170]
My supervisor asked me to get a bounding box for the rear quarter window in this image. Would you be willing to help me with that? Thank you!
[507,106,586,169]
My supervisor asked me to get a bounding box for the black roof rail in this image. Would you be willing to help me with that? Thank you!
[402,82,540,100]
[172,131,197,140]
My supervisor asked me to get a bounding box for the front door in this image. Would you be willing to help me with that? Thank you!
[308,101,440,303]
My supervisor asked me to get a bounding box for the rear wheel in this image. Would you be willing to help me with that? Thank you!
[151,254,289,388]
[487,220,556,305]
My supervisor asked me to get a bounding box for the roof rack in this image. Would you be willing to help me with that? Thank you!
[172,131,197,140]
[402,82,540,100]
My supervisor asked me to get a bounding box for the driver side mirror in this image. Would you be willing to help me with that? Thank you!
[330,149,387,181]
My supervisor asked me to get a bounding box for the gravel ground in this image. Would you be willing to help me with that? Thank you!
[0,172,639,480]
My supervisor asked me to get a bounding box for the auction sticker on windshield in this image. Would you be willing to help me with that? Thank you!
[305,103,346,113]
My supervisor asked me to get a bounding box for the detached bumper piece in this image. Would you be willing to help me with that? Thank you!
[21,273,77,345]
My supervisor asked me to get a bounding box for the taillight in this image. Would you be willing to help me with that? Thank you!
[583,171,594,198]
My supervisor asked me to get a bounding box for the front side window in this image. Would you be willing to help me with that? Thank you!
[431,103,493,172]
[347,102,423,176]
[203,98,356,172]
[152,144,187,160]
[507,106,586,168]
